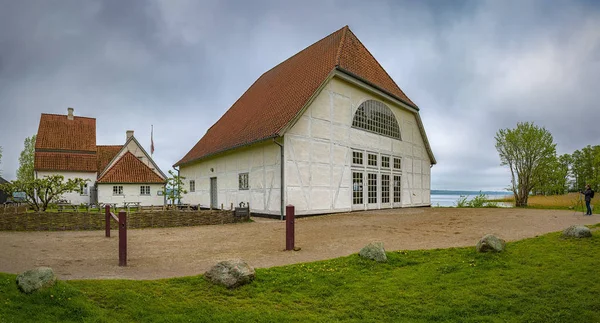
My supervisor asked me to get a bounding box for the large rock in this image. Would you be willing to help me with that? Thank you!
[204,259,255,289]
[476,234,506,253]
[16,267,57,294]
[563,225,592,238]
[359,242,388,262]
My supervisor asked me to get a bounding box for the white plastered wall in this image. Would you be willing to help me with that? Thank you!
[97,184,165,206]
[35,171,97,205]
[284,76,431,215]
[179,141,281,215]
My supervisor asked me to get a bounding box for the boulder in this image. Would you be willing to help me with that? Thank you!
[204,259,255,289]
[16,267,57,294]
[563,225,592,238]
[359,242,388,262]
[476,234,506,253]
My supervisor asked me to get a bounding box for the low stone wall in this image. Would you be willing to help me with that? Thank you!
[0,210,249,231]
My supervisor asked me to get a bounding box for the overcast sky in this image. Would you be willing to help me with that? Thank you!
[1,0,599,191]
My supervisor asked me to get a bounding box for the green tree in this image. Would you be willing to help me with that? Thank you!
[495,122,556,207]
[163,169,187,205]
[0,175,89,211]
[17,135,36,181]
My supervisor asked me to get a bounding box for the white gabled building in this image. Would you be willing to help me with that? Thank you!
[175,26,436,217]
[34,108,167,206]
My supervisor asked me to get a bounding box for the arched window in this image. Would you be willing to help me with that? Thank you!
[352,100,401,140]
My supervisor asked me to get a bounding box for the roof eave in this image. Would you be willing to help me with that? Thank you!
[174,135,279,168]
[335,67,419,111]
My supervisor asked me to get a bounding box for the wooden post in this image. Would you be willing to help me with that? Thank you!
[105,205,111,237]
[118,211,127,267]
[286,205,295,251]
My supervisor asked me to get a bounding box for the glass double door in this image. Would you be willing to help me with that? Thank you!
[352,171,401,210]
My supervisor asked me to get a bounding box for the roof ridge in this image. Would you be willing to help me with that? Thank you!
[41,113,96,120]
[257,25,348,78]
[342,28,417,107]
[335,25,349,66]
[96,145,122,148]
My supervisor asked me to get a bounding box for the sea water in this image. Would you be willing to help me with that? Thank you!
[431,190,511,207]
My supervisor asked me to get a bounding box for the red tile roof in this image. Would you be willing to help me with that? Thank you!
[96,145,122,174]
[97,152,165,184]
[175,26,416,166]
[34,152,98,172]
[35,113,96,152]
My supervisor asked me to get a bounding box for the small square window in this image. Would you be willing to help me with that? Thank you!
[368,153,377,167]
[140,185,150,195]
[113,185,123,196]
[189,180,195,192]
[381,156,390,168]
[239,173,249,190]
[393,157,402,170]
[352,151,363,165]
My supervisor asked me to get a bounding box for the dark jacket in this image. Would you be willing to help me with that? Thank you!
[582,188,593,202]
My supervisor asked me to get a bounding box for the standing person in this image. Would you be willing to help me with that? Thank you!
[581,184,594,215]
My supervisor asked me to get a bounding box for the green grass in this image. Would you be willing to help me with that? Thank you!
[2,226,600,322]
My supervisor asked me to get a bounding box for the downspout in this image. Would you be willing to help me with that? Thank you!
[273,137,284,220]
[176,166,181,205]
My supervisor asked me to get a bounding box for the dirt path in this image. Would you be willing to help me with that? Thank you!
[1,208,598,280]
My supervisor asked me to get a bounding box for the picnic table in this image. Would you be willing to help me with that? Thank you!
[96,203,117,211]
[124,202,141,208]
[57,202,77,212]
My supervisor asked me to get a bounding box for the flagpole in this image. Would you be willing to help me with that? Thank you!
[151,125,154,158]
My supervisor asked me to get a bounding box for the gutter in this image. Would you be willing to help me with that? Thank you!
[272,137,284,220]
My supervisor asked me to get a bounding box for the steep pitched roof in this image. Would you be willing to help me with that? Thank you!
[35,113,96,152]
[175,26,417,166]
[96,145,122,174]
[34,152,97,172]
[97,152,165,184]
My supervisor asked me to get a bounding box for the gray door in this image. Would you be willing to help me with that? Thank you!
[90,186,98,205]
[210,177,218,209]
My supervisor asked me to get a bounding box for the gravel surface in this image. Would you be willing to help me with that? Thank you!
[1,208,597,280]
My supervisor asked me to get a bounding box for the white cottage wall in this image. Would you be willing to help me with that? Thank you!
[284,77,431,215]
[35,171,97,205]
[97,184,165,206]
[179,141,281,215]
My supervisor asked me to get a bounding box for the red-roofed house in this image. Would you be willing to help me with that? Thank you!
[34,108,166,206]
[175,26,436,217]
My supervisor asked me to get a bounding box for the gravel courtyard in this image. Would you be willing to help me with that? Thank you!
[1,208,598,280]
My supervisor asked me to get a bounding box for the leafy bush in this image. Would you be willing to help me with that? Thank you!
[455,191,500,208]
[455,195,469,207]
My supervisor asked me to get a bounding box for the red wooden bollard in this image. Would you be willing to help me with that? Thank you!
[105,205,111,237]
[118,211,127,266]
[285,205,295,251]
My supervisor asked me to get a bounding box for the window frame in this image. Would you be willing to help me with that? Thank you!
[189,180,195,193]
[112,185,123,196]
[239,172,249,190]
[393,157,402,170]
[80,183,88,196]
[352,100,402,140]
[367,153,378,168]
[381,155,390,169]
[352,150,364,166]
[140,185,150,196]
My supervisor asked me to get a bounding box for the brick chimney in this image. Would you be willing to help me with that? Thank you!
[126,130,134,140]
[67,107,74,120]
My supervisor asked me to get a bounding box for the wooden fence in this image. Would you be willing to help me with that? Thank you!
[0,209,250,231]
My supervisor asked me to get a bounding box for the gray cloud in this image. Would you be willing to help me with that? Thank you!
[1,0,599,191]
